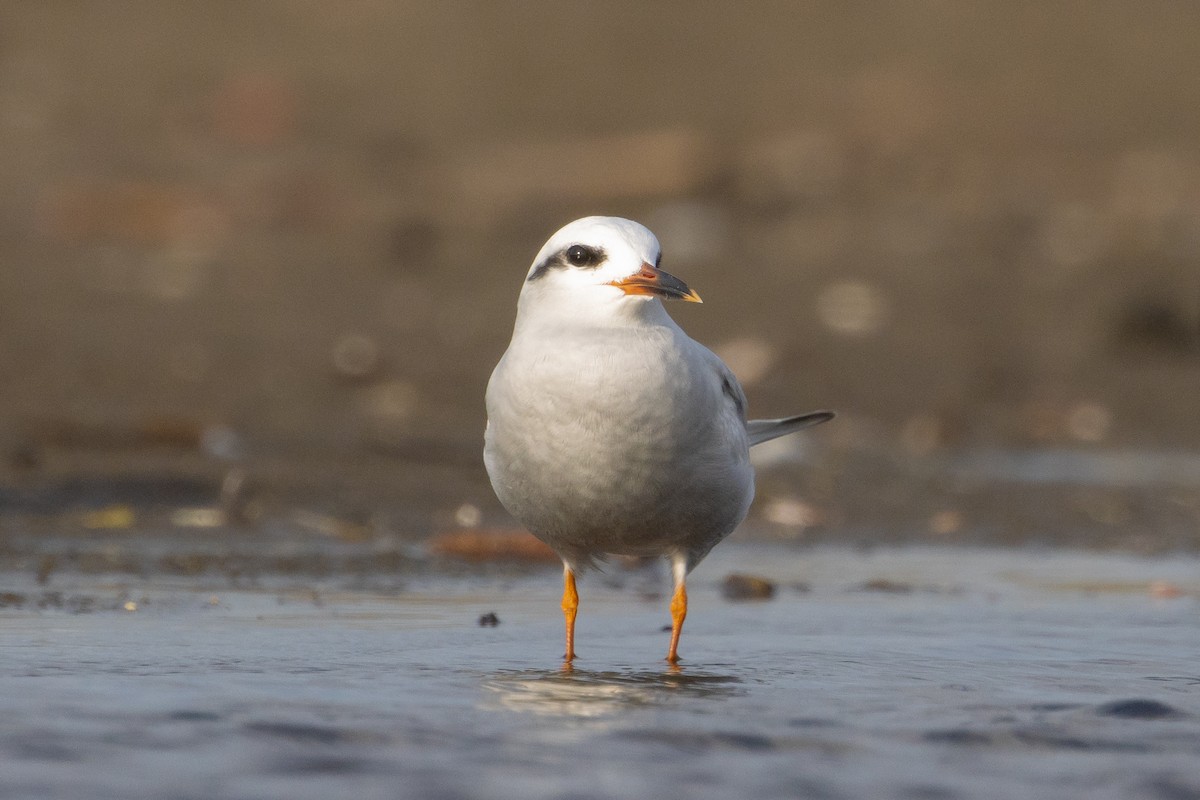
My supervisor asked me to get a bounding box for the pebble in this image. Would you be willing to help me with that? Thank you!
[721,573,776,601]
[1095,699,1182,720]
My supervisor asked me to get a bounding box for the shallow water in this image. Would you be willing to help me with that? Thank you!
[3,545,1199,800]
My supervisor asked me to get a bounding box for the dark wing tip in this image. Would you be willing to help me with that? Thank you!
[794,410,835,427]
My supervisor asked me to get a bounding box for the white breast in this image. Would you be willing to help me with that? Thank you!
[484,320,753,569]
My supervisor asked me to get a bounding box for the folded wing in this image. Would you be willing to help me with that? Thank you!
[746,411,835,446]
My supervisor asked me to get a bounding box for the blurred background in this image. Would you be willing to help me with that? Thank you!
[1,2,1198,559]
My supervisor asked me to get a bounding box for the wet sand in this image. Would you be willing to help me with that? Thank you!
[3,544,1197,800]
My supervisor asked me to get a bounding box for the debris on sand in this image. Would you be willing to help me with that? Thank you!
[427,528,559,564]
[721,573,777,601]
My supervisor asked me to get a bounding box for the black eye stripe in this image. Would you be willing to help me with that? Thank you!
[527,244,607,282]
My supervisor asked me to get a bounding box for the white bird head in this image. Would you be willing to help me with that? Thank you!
[517,217,701,322]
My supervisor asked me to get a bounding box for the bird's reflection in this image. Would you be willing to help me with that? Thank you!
[483,664,744,717]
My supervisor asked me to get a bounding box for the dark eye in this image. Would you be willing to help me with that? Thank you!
[565,244,601,267]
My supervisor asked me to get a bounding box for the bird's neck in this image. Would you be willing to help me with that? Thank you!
[513,291,675,337]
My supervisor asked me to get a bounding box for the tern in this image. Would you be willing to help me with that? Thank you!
[484,216,832,663]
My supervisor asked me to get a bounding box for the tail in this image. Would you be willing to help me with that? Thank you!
[747,411,835,446]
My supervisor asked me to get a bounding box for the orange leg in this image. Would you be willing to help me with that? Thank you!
[666,580,687,664]
[561,565,579,662]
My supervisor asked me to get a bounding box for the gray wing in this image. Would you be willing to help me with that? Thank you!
[714,361,749,421]
[746,411,835,446]
[693,338,833,445]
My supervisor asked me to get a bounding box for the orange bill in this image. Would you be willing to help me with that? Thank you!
[610,263,702,303]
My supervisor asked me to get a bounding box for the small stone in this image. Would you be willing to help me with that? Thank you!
[1096,699,1182,719]
[721,573,776,601]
